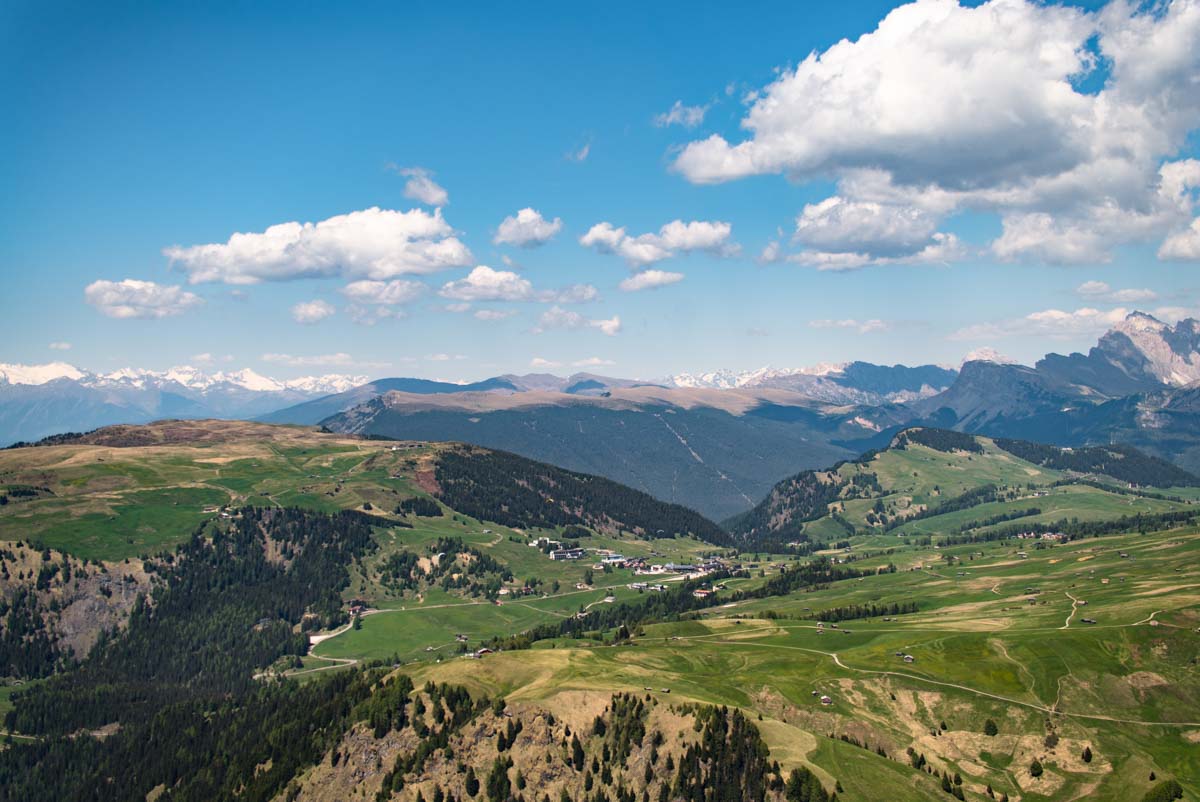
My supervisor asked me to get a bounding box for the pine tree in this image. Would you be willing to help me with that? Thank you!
[465,767,480,797]
[1082,746,1092,764]
[571,735,585,771]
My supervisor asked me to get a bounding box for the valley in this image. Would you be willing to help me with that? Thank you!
[0,420,1197,801]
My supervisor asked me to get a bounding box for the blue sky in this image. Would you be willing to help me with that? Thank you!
[2,0,1199,381]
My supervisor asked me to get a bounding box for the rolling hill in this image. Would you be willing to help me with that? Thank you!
[317,388,863,521]
[1,420,1199,801]
[726,427,1199,548]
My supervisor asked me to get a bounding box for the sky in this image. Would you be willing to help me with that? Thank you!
[2,0,1200,382]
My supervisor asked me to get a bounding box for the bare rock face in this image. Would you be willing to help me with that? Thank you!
[0,542,152,666]
[1036,312,1200,397]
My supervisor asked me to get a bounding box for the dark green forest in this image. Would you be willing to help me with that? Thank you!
[435,447,733,546]
[992,439,1199,487]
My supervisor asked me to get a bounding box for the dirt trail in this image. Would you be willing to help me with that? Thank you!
[286,654,358,677]
[1061,591,1080,630]
[670,623,1200,728]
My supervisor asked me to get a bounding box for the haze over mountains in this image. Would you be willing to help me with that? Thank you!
[5,312,1200,520]
[0,364,365,445]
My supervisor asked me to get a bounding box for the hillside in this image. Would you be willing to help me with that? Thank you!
[318,389,864,521]
[0,420,730,559]
[1,421,1198,801]
[727,428,1199,547]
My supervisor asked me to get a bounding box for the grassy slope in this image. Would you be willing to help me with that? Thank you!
[404,525,1200,802]
[4,421,1199,801]
[805,438,1189,541]
[0,421,425,560]
[0,420,722,659]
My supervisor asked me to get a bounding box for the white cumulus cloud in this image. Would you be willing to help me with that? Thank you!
[672,0,1200,265]
[1159,217,1200,260]
[340,279,426,306]
[439,266,534,301]
[439,265,597,304]
[494,208,563,247]
[393,166,449,206]
[291,299,336,324]
[580,219,734,266]
[85,279,203,319]
[165,207,472,284]
[949,307,1132,340]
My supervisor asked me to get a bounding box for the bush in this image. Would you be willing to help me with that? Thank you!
[1141,779,1183,802]
[1030,758,1044,778]
[984,719,998,736]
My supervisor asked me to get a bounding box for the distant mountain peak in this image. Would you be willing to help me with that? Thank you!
[0,362,365,394]
[960,347,1020,367]
[1115,310,1170,334]
[1099,311,1200,388]
[668,364,847,389]
[0,361,87,385]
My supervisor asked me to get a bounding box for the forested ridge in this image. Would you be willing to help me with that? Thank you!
[723,470,843,542]
[0,506,382,801]
[992,438,1200,487]
[895,429,983,454]
[435,446,733,546]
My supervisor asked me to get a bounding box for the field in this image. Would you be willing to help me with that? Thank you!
[737,437,1199,550]
[390,524,1200,802]
[3,420,1199,801]
[0,421,433,560]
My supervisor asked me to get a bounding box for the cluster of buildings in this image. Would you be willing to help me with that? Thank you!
[543,542,732,578]
[1016,531,1067,541]
[627,581,669,592]
[636,558,729,577]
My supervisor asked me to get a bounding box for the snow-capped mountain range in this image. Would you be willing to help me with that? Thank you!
[667,363,846,389]
[665,361,958,405]
[0,363,367,446]
[0,362,364,394]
